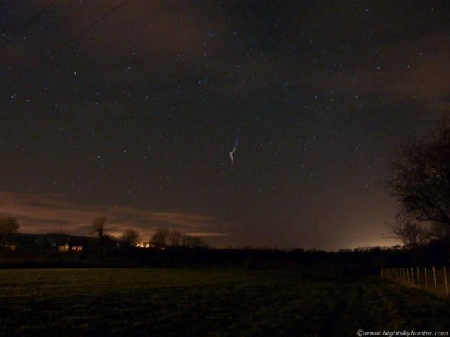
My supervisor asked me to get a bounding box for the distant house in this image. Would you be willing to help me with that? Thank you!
[2,242,17,251]
[58,236,86,253]
[1,233,95,256]
[58,243,84,252]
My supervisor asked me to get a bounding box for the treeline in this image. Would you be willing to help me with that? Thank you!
[146,228,207,248]
[1,230,448,273]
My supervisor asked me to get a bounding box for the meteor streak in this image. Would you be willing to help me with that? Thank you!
[230,132,240,165]
[229,150,235,164]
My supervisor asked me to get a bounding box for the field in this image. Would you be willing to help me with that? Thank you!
[1,268,449,336]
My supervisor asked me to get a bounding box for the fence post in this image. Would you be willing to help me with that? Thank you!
[417,267,420,286]
[425,267,428,290]
[411,267,414,284]
[432,266,437,293]
[444,266,448,298]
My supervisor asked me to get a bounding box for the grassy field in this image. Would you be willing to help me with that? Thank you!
[0,268,449,336]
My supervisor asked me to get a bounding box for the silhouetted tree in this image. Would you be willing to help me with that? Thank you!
[150,228,169,248]
[121,228,140,247]
[388,125,450,228]
[387,213,428,249]
[91,216,107,259]
[168,230,182,246]
[0,217,19,244]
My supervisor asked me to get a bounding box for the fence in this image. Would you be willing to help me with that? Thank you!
[381,266,449,299]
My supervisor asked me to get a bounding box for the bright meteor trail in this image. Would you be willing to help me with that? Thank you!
[230,132,240,165]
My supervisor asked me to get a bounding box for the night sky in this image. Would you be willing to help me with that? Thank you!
[0,1,449,249]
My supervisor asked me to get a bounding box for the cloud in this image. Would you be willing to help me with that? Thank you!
[0,191,229,239]
[185,232,228,237]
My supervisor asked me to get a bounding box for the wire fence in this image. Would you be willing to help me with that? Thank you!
[381,266,449,299]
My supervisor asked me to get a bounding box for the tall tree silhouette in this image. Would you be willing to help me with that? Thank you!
[150,228,169,248]
[0,217,19,244]
[91,216,107,259]
[388,124,450,228]
[121,228,140,248]
[168,230,182,246]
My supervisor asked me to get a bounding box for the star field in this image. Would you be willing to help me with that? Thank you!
[0,0,449,249]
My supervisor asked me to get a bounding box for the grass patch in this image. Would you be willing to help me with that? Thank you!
[0,268,449,336]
